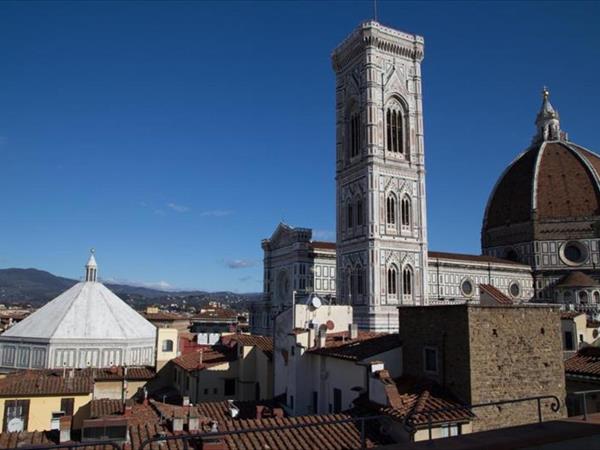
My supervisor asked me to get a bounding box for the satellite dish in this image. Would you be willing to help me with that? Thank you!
[326,320,335,330]
[310,295,322,309]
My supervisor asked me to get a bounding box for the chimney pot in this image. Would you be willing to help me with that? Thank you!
[59,416,72,443]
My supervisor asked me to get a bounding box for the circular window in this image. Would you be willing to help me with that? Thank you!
[560,241,589,266]
[461,279,474,297]
[509,282,521,298]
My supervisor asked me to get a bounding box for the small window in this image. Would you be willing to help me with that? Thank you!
[347,204,353,229]
[509,282,521,298]
[291,346,295,356]
[204,388,208,395]
[387,266,397,295]
[224,379,236,396]
[213,388,218,394]
[424,347,438,374]
[564,331,574,351]
[386,196,396,225]
[356,199,363,226]
[289,395,294,409]
[161,339,174,352]
[461,279,474,297]
[333,388,342,413]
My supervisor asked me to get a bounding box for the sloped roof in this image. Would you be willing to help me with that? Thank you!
[171,346,236,372]
[220,334,273,360]
[0,371,93,397]
[353,374,473,427]
[479,284,513,305]
[556,271,599,288]
[565,347,600,377]
[1,282,156,341]
[308,332,401,361]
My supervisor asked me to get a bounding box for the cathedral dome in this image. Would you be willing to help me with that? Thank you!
[482,89,600,248]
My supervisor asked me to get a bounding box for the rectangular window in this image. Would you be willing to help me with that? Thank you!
[60,398,75,416]
[291,346,295,356]
[424,347,438,374]
[333,388,342,413]
[3,399,29,432]
[290,395,294,409]
[565,331,574,351]
[224,379,236,396]
[312,391,319,413]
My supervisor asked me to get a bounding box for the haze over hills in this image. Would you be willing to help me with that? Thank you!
[0,268,261,308]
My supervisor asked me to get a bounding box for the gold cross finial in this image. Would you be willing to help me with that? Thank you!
[542,86,549,100]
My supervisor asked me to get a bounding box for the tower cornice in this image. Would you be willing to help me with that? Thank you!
[332,21,424,72]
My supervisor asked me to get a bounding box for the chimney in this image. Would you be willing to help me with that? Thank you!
[172,417,184,432]
[59,416,72,443]
[255,405,265,420]
[183,396,190,407]
[124,404,133,416]
[188,410,200,432]
[349,323,358,340]
[272,408,284,418]
[317,328,327,348]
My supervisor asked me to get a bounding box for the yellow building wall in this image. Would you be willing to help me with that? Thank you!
[156,328,179,371]
[0,394,92,432]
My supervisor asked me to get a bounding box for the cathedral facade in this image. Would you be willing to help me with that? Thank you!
[250,20,599,334]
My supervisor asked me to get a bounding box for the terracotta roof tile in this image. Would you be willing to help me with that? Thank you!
[310,241,336,250]
[561,311,584,320]
[484,142,600,232]
[479,284,513,305]
[171,346,236,372]
[565,347,600,378]
[0,371,93,396]
[354,375,473,427]
[428,251,528,266]
[220,334,273,360]
[556,271,599,288]
[309,332,401,361]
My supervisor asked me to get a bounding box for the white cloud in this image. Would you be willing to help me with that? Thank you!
[225,259,257,269]
[200,210,233,217]
[167,202,190,213]
[102,277,175,291]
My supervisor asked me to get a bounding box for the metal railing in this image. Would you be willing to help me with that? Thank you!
[404,394,561,441]
[1,395,563,450]
[571,389,600,421]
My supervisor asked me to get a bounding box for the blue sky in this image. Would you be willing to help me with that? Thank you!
[1,1,599,292]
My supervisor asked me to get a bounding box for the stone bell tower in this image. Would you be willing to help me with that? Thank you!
[332,21,429,331]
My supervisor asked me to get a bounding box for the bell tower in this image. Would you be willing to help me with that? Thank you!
[332,21,429,331]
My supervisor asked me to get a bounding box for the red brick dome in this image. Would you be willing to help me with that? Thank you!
[483,141,600,231]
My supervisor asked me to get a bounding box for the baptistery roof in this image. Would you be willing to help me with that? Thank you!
[1,253,155,342]
[483,89,600,239]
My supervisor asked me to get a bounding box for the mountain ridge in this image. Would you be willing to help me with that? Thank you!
[0,267,260,305]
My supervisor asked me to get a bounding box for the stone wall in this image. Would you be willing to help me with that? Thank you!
[398,305,472,403]
[467,306,566,432]
[397,305,566,433]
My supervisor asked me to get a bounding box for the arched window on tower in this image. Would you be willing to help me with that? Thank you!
[349,111,360,158]
[386,105,404,154]
[386,195,396,225]
[387,265,398,295]
[357,265,364,296]
[401,195,411,229]
[402,266,413,301]
[356,198,363,226]
[347,203,354,230]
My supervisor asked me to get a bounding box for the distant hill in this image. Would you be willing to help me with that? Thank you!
[0,268,261,308]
